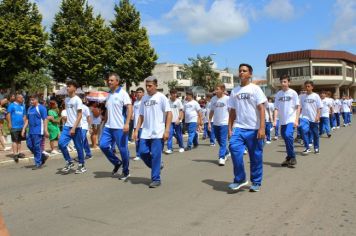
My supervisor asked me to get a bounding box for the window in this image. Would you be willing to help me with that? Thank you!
[312,66,342,76]
[272,66,310,78]
[176,71,187,80]
[222,76,231,83]
[346,68,353,77]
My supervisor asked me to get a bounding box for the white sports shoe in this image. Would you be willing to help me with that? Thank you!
[179,148,185,153]
[133,156,141,161]
[266,141,271,144]
[244,149,248,155]
[3,147,11,151]
[165,149,173,154]
[50,150,60,155]
[218,158,226,166]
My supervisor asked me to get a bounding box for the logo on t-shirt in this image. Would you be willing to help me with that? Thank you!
[214,102,226,107]
[144,100,157,106]
[171,104,178,108]
[305,99,315,104]
[67,104,74,109]
[236,93,251,100]
[278,96,292,102]
[185,104,193,108]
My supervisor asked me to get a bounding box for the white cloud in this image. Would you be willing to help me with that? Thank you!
[143,20,171,35]
[165,0,249,44]
[320,0,356,49]
[263,0,295,21]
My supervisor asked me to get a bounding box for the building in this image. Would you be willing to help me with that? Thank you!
[266,50,356,98]
[131,63,234,97]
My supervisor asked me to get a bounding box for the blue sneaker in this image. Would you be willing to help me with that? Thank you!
[249,183,261,192]
[228,180,248,191]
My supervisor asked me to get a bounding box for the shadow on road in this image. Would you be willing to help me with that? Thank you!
[192,159,219,166]
[93,171,114,178]
[202,179,248,194]
[127,176,151,186]
[263,161,284,168]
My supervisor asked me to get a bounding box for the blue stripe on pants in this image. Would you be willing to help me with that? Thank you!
[229,128,264,185]
[82,129,92,157]
[275,120,280,137]
[319,117,331,135]
[281,123,295,158]
[139,139,163,181]
[58,126,84,164]
[135,128,142,157]
[26,134,43,167]
[300,118,319,149]
[186,122,198,148]
[213,125,229,159]
[167,123,184,150]
[99,127,130,175]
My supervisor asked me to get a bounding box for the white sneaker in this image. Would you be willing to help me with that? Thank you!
[309,143,313,147]
[210,143,216,147]
[50,150,60,155]
[133,156,141,161]
[179,148,185,153]
[3,147,11,151]
[218,158,226,166]
[42,151,50,157]
[337,126,340,129]
[273,136,278,140]
[165,149,173,154]
[225,153,231,160]
[244,149,248,155]
[266,141,271,144]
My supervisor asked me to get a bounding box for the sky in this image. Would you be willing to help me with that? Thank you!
[32,0,356,79]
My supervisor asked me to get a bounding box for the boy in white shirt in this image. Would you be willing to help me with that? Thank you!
[205,93,215,146]
[228,64,267,192]
[132,87,144,161]
[265,98,274,144]
[80,102,92,159]
[332,94,341,129]
[273,75,300,167]
[165,89,184,154]
[58,81,86,174]
[99,73,133,180]
[208,83,230,166]
[341,95,351,126]
[319,91,332,137]
[133,76,172,188]
[299,81,323,154]
[183,90,202,150]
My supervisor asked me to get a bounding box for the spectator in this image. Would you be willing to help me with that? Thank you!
[47,99,61,155]
[0,98,10,151]
[90,102,102,149]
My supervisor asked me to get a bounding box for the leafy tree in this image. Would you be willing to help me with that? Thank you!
[0,0,48,90]
[14,69,51,94]
[164,80,179,90]
[109,0,158,90]
[50,0,112,86]
[183,55,219,92]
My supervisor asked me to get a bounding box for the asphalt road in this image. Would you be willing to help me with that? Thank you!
[1,123,356,236]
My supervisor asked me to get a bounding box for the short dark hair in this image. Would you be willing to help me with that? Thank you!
[239,63,253,73]
[279,74,290,82]
[106,72,120,81]
[136,87,144,92]
[206,93,213,98]
[304,80,314,86]
[186,90,193,96]
[145,76,158,85]
[66,80,79,88]
[29,94,39,100]
[170,89,177,94]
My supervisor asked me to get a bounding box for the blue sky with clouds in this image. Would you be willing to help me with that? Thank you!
[33,0,356,79]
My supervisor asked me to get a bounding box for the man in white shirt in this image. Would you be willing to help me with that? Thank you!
[299,81,323,155]
[347,96,353,125]
[81,102,92,159]
[166,89,184,154]
[58,81,86,174]
[99,73,133,180]
[341,95,352,126]
[228,64,267,192]
[132,87,144,161]
[273,75,300,167]
[133,76,172,188]
[205,93,215,146]
[319,91,332,137]
[208,83,230,166]
[332,94,341,129]
[183,90,202,150]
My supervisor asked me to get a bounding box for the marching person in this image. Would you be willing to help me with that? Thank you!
[273,75,300,167]
[133,76,172,188]
[81,100,93,159]
[299,81,323,155]
[183,90,202,151]
[228,64,267,192]
[265,97,274,144]
[21,95,49,169]
[133,87,144,161]
[331,94,341,129]
[208,83,230,166]
[319,91,332,137]
[341,95,351,126]
[99,73,132,180]
[165,89,185,154]
[205,93,215,146]
[58,81,86,174]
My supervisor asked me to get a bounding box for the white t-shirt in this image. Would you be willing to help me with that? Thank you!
[169,98,183,123]
[105,88,131,129]
[139,92,171,139]
[206,101,214,122]
[201,107,208,123]
[81,104,90,130]
[90,111,102,125]
[210,95,229,126]
[61,109,67,117]
[64,96,83,127]
[265,102,274,122]
[321,98,332,118]
[274,89,300,125]
[133,99,142,129]
[184,100,201,123]
[332,99,341,113]
[228,83,267,130]
[300,93,323,122]
[341,99,351,112]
